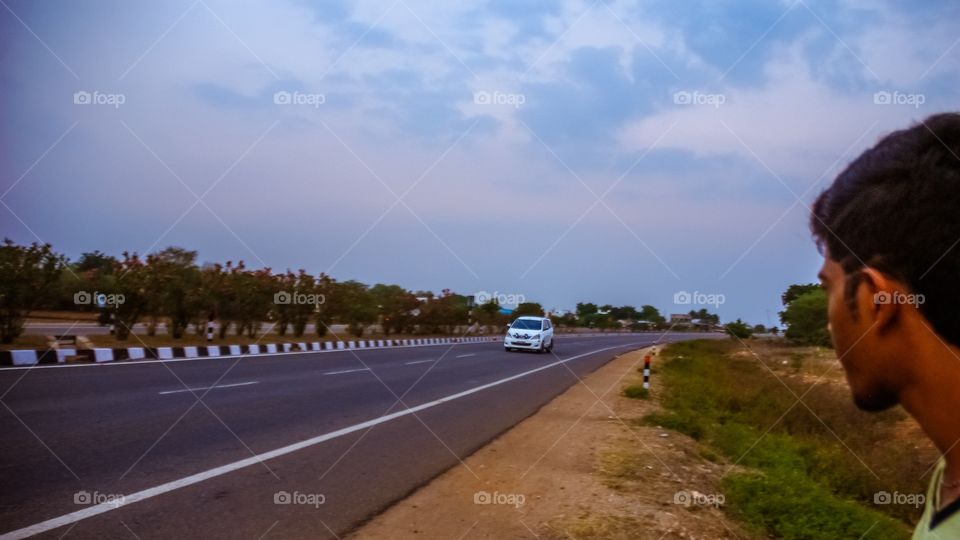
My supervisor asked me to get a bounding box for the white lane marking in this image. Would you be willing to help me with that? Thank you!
[404,359,436,365]
[322,368,371,376]
[0,341,649,540]
[455,353,476,358]
[158,381,258,395]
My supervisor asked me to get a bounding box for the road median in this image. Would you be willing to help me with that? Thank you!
[0,336,501,367]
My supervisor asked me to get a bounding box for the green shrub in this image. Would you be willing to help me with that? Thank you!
[643,412,706,440]
[650,339,923,537]
[622,385,649,399]
[780,289,831,346]
[724,470,908,540]
[724,318,754,339]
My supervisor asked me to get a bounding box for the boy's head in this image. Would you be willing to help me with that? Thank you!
[812,113,960,411]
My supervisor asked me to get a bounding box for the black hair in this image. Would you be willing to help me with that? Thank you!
[811,112,960,345]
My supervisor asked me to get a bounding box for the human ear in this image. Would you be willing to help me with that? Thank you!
[858,267,900,333]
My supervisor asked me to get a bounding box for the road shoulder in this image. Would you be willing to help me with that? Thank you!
[349,346,746,539]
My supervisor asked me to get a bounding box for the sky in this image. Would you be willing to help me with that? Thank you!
[1,0,957,325]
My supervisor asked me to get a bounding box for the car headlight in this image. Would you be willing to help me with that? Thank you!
[530,334,540,340]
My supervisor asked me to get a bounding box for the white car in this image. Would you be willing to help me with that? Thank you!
[504,316,554,353]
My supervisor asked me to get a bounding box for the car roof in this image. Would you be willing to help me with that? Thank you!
[516,316,546,320]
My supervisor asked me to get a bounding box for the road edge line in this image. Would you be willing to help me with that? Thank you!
[0,342,646,540]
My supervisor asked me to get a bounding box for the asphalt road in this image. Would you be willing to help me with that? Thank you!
[0,332,718,539]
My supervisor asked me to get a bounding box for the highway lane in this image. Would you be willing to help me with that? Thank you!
[0,333,718,539]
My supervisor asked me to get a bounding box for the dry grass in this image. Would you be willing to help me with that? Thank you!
[597,449,654,489]
[545,514,643,540]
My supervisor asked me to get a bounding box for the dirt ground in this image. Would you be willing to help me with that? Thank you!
[349,347,749,540]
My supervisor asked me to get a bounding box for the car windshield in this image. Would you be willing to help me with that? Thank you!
[511,319,542,330]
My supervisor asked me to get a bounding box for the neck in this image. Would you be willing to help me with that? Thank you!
[898,331,960,488]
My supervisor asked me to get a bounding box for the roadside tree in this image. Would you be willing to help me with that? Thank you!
[0,240,64,343]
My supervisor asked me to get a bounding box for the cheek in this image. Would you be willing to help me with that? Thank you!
[827,288,854,351]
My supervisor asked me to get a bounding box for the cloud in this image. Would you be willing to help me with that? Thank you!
[616,37,940,185]
[1,0,958,323]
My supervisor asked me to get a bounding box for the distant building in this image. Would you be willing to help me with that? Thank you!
[669,313,692,326]
[690,318,714,332]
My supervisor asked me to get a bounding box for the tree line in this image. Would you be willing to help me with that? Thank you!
[0,241,516,343]
[725,283,828,342]
[557,302,667,330]
[0,240,679,344]
[1,240,783,346]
